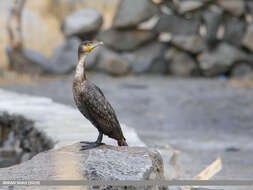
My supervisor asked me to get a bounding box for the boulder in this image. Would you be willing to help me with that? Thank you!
[61,8,103,40]
[165,48,197,76]
[124,42,167,74]
[113,0,158,29]
[174,0,204,14]
[97,47,130,76]
[98,29,157,51]
[202,6,223,45]
[171,35,207,54]
[0,112,53,168]
[155,14,200,35]
[0,143,165,190]
[197,43,247,77]
[217,0,245,16]
[6,47,51,75]
[247,1,253,15]
[224,16,246,46]
[243,24,253,52]
[138,15,160,30]
[50,37,81,74]
[230,63,253,79]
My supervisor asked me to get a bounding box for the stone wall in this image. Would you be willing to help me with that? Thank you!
[52,0,253,78]
[93,0,253,78]
[4,0,253,78]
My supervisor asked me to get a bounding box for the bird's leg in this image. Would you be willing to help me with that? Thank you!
[80,132,104,150]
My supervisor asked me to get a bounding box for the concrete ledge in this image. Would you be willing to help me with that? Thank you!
[0,89,145,148]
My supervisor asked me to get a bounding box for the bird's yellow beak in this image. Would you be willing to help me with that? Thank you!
[88,41,104,52]
[87,45,92,51]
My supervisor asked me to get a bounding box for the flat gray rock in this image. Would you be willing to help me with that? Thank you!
[113,0,158,29]
[124,42,167,74]
[230,63,253,79]
[247,1,253,15]
[61,8,103,39]
[224,16,246,46]
[171,35,207,54]
[202,7,223,45]
[217,0,245,16]
[165,48,197,76]
[174,0,204,13]
[243,24,253,52]
[98,29,157,51]
[155,14,200,35]
[198,43,248,76]
[0,143,165,190]
[97,47,130,76]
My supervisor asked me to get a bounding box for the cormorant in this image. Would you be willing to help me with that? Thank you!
[73,40,128,150]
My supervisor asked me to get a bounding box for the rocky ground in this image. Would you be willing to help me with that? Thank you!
[0,143,164,190]
[0,74,253,182]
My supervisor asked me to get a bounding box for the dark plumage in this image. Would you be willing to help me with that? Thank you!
[73,41,128,150]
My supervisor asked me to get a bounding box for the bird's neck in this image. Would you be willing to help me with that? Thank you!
[75,53,88,82]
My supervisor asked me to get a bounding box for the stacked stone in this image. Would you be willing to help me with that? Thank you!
[49,0,253,78]
[91,0,163,76]
[156,0,253,78]
[85,0,253,77]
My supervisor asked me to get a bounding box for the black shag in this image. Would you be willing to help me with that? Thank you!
[73,41,128,150]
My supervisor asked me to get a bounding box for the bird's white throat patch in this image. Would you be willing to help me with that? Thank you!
[75,54,87,81]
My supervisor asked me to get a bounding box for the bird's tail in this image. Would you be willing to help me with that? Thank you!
[118,138,128,146]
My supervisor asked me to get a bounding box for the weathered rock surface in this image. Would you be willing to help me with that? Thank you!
[155,14,200,35]
[175,0,204,14]
[124,42,167,74]
[50,37,81,74]
[230,63,253,79]
[224,16,246,46]
[217,0,245,16]
[198,43,248,76]
[0,112,53,168]
[113,0,158,29]
[171,35,207,54]
[61,8,103,39]
[165,48,197,76]
[243,24,253,52]
[202,7,223,44]
[138,15,160,30]
[0,143,165,190]
[97,47,130,76]
[247,1,253,15]
[6,47,51,75]
[98,29,157,51]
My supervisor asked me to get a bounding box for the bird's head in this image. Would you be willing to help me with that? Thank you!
[78,40,103,56]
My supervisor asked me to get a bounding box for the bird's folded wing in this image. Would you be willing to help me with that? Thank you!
[80,89,120,131]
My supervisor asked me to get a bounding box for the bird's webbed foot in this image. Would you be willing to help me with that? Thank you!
[80,132,104,150]
[80,142,104,150]
[80,141,95,144]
